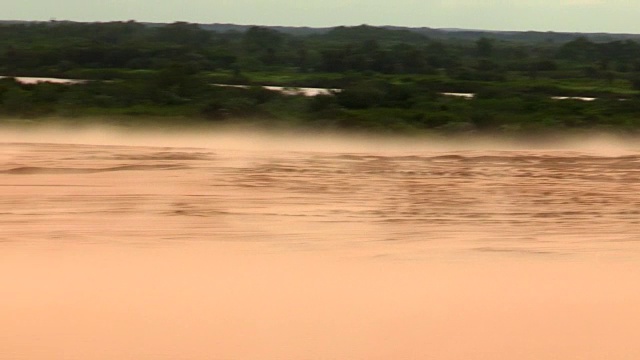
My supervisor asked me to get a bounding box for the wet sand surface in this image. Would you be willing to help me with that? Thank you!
[1,131,639,360]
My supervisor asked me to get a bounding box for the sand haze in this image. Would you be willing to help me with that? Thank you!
[1,127,639,360]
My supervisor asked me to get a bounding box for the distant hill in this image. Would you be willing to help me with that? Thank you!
[199,23,331,36]
[198,22,640,43]
[3,20,640,43]
[311,25,428,44]
[397,27,640,43]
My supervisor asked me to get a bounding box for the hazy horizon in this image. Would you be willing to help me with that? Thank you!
[5,0,640,34]
[5,18,640,36]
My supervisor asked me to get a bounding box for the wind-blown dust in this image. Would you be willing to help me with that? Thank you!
[1,127,639,360]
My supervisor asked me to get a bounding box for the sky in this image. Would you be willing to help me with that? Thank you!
[5,0,640,34]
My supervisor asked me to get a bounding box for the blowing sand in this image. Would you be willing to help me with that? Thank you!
[1,127,639,360]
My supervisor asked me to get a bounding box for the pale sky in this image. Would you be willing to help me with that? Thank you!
[5,0,640,34]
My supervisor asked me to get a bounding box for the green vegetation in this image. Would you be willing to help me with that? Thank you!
[2,21,640,134]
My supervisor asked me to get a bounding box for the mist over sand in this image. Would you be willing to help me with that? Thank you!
[1,126,640,360]
[2,122,640,153]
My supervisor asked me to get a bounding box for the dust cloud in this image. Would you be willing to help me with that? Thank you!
[2,122,640,153]
[1,126,639,360]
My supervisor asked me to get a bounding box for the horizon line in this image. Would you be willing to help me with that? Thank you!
[1,18,640,36]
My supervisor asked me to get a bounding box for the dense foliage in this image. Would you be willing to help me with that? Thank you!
[2,21,640,133]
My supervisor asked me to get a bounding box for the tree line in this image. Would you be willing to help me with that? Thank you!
[2,21,640,81]
[2,21,640,134]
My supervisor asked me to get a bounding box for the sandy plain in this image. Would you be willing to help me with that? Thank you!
[1,128,639,360]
